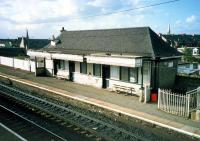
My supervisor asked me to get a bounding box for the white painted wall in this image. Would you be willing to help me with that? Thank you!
[73,72,102,88]
[0,56,36,72]
[56,60,69,79]
[30,61,36,72]
[14,59,30,71]
[0,56,13,67]
[75,62,80,72]
[57,70,69,79]
[45,59,53,69]
[86,56,142,67]
[45,59,53,76]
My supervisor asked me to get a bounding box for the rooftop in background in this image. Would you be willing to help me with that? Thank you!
[161,34,200,48]
[0,38,50,50]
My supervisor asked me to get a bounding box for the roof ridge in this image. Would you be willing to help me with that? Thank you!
[62,26,150,32]
[146,27,156,58]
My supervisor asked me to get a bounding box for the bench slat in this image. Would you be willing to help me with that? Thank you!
[113,84,135,95]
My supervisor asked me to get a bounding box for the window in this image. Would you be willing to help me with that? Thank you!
[120,67,129,82]
[130,68,138,83]
[168,61,173,68]
[80,62,87,74]
[193,64,198,69]
[110,66,119,80]
[120,67,138,83]
[93,64,101,77]
[58,60,65,70]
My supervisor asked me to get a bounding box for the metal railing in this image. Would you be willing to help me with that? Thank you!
[158,87,200,117]
[186,87,200,111]
[158,89,190,117]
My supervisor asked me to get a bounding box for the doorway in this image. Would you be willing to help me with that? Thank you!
[102,65,110,88]
[69,61,75,81]
[53,59,59,76]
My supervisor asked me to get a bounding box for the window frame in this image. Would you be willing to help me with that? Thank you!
[80,62,87,74]
[119,66,138,83]
[129,67,138,83]
[93,64,101,77]
[120,67,130,82]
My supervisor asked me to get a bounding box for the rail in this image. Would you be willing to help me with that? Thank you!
[0,82,149,141]
[0,104,67,141]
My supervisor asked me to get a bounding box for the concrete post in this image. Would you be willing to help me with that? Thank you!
[144,85,150,103]
[139,87,144,102]
[196,110,200,121]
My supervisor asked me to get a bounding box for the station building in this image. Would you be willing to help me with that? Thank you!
[27,27,181,96]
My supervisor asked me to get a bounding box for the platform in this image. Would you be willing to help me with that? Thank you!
[0,65,200,139]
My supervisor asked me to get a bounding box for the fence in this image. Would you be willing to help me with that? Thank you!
[0,56,35,73]
[186,87,200,110]
[158,88,200,117]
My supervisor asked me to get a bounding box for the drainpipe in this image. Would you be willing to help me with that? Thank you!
[139,59,144,102]
[154,57,160,92]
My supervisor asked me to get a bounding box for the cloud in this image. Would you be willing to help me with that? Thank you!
[186,15,197,24]
[1,0,199,38]
[87,0,113,7]
[0,0,79,24]
[60,12,145,31]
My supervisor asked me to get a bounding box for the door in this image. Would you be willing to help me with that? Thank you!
[53,59,59,75]
[102,65,110,88]
[69,61,75,81]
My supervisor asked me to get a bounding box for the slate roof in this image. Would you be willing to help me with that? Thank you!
[162,34,200,47]
[0,38,49,49]
[41,27,181,58]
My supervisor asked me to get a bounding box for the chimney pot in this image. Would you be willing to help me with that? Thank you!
[61,27,65,32]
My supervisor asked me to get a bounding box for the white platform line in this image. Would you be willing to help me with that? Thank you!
[0,74,200,139]
[0,123,28,141]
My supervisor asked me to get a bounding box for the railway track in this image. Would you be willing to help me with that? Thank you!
[0,104,68,141]
[0,95,100,141]
[0,82,150,141]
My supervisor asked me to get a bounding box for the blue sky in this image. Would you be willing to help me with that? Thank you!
[0,0,199,39]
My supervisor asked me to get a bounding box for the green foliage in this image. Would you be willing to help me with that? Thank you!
[183,47,200,63]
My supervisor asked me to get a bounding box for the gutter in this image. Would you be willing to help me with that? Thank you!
[160,56,182,60]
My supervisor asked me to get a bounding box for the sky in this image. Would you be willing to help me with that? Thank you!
[0,0,199,39]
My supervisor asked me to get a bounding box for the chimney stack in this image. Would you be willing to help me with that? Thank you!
[60,27,65,32]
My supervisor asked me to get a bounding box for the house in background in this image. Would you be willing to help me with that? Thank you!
[0,31,50,58]
[161,34,200,48]
[0,39,19,48]
[193,47,199,56]
[178,62,200,75]
[27,27,181,97]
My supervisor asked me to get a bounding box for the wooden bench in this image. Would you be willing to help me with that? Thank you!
[113,84,135,95]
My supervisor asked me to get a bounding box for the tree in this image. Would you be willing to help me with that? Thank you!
[182,47,200,63]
